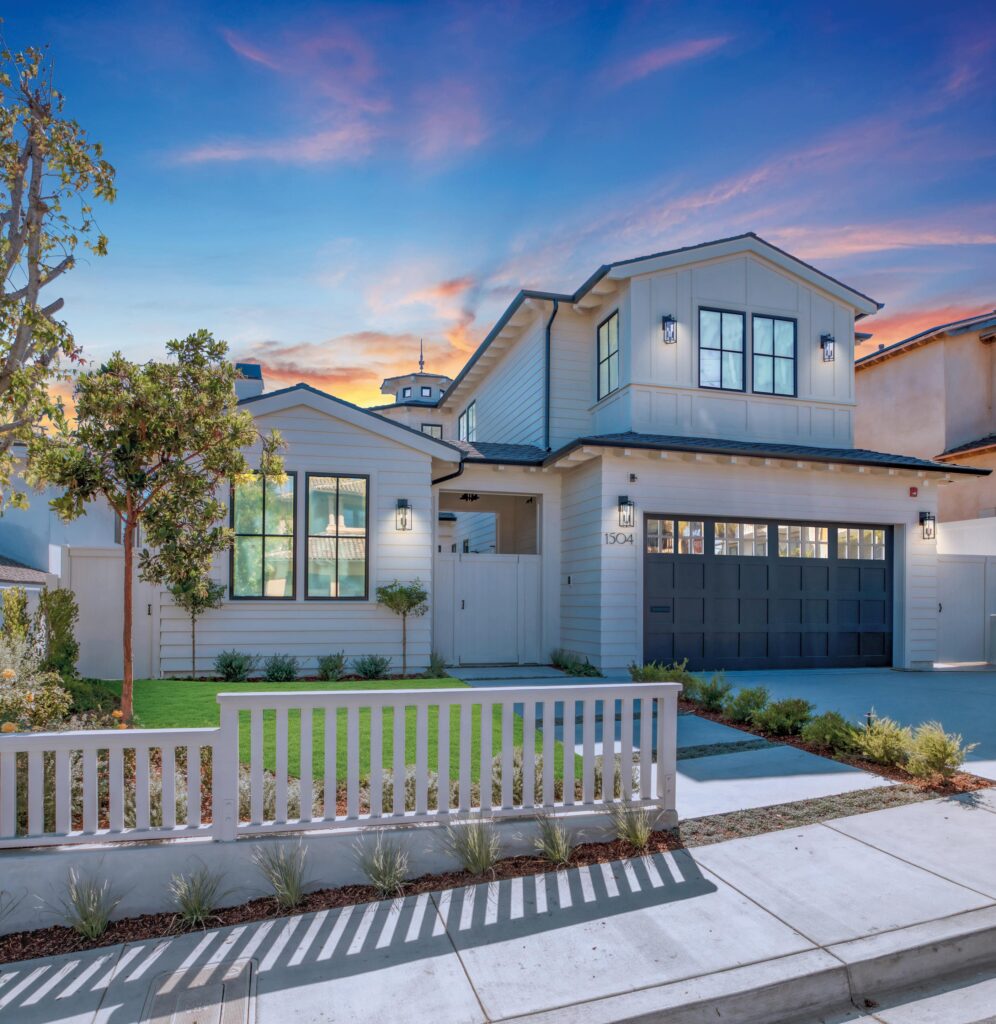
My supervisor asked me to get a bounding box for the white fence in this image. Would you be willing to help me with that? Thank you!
[0,683,680,849]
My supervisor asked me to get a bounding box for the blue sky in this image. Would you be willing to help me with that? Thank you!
[10,0,996,403]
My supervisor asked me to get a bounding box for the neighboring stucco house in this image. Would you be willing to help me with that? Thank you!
[855,309,996,522]
[3,233,987,677]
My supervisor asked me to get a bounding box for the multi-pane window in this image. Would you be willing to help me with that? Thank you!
[699,308,745,390]
[458,401,476,442]
[597,311,619,400]
[715,522,768,556]
[677,520,705,554]
[420,386,432,398]
[646,518,675,553]
[421,423,443,439]
[306,475,368,599]
[232,474,296,598]
[778,524,828,558]
[402,386,412,398]
[752,316,796,396]
[838,527,886,560]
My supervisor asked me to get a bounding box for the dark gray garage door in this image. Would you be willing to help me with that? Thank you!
[643,516,893,670]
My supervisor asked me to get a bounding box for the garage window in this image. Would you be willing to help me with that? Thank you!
[715,522,768,556]
[646,518,675,553]
[838,527,886,560]
[677,520,705,554]
[778,524,828,558]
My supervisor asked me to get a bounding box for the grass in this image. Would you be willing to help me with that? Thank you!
[116,678,573,784]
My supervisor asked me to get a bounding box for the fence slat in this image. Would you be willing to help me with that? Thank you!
[391,703,405,816]
[458,704,471,813]
[522,700,535,809]
[299,709,313,823]
[0,751,15,837]
[369,705,382,819]
[324,707,337,821]
[541,700,554,808]
[620,698,634,801]
[600,699,613,803]
[437,700,450,815]
[562,697,575,807]
[500,703,513,810]
[582,697,596,805]
[135,745,150,831]
[639,697,652,800]
[56,748,72,834]
[250,708,264,825]
[187,745,201,828]
[82,748,98,834]
[275,707,288,824]
[347,706,360,819]
[415,703,429,816]
[479,701,493,813]
[161,745,177,829]
[27,750,44,836]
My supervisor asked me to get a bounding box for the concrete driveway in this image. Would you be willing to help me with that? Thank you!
[720,668,996,780]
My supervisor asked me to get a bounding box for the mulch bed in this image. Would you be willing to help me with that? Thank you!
[677,698,991,796]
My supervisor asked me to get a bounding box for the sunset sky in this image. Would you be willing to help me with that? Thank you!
[11,0,996,405]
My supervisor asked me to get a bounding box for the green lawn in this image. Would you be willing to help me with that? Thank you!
[118,678,571,783]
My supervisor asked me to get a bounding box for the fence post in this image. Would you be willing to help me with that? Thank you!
[656,684,678,828]
[214,701,239,841]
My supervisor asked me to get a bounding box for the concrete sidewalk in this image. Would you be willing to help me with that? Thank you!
[3,791,996,1023]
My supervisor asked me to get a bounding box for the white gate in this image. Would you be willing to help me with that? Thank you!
[937,554,993,664]
[434,553,542,665]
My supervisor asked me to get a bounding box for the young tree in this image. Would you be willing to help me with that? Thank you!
[28,330,283,718]
[167,571,225,679]
[375,579,428,677]
[0,38,115,511]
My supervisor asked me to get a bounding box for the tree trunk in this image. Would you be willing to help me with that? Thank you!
[401,613,407,677]
[191,614,197,680]
[122,514,134,720]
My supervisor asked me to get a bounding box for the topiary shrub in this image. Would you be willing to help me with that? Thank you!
[801,711,859,755]
[353,654,392,680]
[214,650,258,682]
[723,686,769,724]
[316,652,347,681]
[263,654,298,682]
[906,721,977,780]
[0,587,31,645]
[35,588,80,680]
[753,697,814,736]
[856,713,912,767]
[696,674,732,712]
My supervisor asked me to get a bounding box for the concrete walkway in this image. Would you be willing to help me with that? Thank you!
[4,792,996,1023]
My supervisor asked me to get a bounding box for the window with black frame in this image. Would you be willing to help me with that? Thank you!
[231,474,296,598]
[753,315,796,396]
[458,401,476,442]
[597,311,619,400]
[306,475,368,599]
[699,308,745,390]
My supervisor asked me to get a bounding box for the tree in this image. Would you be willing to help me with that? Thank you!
[0,37,115,511]
[167,571,225,679]
[28,330,284,718]
[376,579,428,677]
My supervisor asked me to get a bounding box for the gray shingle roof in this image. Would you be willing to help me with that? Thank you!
[940,434,996,458]
[449,440,547,464]
[0,554,48,585]
[856,309,996,368]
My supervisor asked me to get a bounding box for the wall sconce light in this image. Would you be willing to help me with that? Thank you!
[820,333,835,362]
[919,510,936,541]
[618,495,635,528]
[396,498,412,531]
[661,314,678,344]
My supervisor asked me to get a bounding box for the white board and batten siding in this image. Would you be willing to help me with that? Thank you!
[158,403,438,677]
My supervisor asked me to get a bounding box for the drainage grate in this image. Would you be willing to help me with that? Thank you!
[141,958,254,1024]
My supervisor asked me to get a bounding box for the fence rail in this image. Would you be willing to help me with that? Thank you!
[0,683,680,849]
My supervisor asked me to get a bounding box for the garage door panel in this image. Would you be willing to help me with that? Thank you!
[706,633,738,660]
[710,563,739,591]
[740,598,768,626]
[861,567,888,592]
[860,632,887,657]
[674,633,704,658]
[802,632,829,657]
[739,632,767,658]
[774,565,802,590]
[837,599,859,625]
[676,562,705,589]
[771,632,801,657]
[802,565,830,591]
[861,599,886,625]
[803,599,828,624]
[741,563,768,590]
[838,567,860,590]
[774,598,801,623]
[675,597,704,626]
[712,597,739,627]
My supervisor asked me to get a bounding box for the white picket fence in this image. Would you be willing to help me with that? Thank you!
[0,683,680,849]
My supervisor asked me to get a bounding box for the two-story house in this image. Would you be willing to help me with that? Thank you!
[5,233,986,678]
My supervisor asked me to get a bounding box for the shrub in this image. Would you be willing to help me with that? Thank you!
[57,869,121,939]
[609,804,661,851]
[753,697,814,736]
[426,650,448,678]
[696,675,733,712]
[0,587,31,645]
[214,650,258,682]
[62,677,120,715]
[801,711,859,755]
[856,714,912,767]
[253,843,309,910]
[534,814,574,866]
[355,834,409,897]
[628,658,696,685]
[723,686,769,724]
[35,588,80,680]
[0,635,73,730]
[551,648,601,677]
[262,654,298,682]
[376,579,428,676]
[441,820,501,876]
[169,865,229,929]
[353,654,392,680]
[315,651,347,681]
[907,722,977,780]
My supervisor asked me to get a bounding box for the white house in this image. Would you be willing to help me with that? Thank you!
[3,232,987,677]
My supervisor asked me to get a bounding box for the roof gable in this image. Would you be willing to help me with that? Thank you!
[856,309,996,370]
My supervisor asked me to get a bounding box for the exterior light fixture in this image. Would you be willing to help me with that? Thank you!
[919,510,936,541]
[820,333,835,362]
[618,495,635,528]
[396,498,412,531]
[661,314,678,344]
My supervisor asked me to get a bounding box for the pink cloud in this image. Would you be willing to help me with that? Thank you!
[175,123,379,165]
[767,221,996,261]
[221,27,282,70]
[410,80,491,161]
[603,36,732,89]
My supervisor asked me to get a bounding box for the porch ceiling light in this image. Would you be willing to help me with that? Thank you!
[396,498,412,531]
[919,510,936,541]
[820,333,835,362]
[618,495,635,529]
[661,314,678,344]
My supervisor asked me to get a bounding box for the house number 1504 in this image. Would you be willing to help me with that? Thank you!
[604,532,634,545]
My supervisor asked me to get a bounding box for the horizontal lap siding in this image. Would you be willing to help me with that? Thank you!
[560,460,603,662]
[549,308,595,448]
[159,405,436,676]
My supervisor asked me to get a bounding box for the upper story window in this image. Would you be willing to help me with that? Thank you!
[753,315,796,396]
[422,423,443,439]
[597,311,619,401]
[458,401,476,442]
[699,308,745,391]
[420,386,432,398]
[402,386,412,399]
[231,473,296,599]
[306,475,368,599]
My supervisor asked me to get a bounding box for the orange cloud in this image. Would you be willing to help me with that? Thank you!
[856,303,995,359]
[768,222,996,261]
[602,36,732,89]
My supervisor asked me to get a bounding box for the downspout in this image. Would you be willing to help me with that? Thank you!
[432,460,465,486]
[544,299,560,450]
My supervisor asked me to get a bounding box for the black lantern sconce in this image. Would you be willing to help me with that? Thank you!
[396,498,412,531]
[820,333,835,362]
[919,510,936,541]
[661,314,678,344]
[618,495,635,528]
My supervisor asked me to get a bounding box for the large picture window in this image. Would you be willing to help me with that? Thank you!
[753,315,796,396]
[231,473,296,599]
[597,311,619,400]
[306,475,368,599]
[699,308,745,391]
